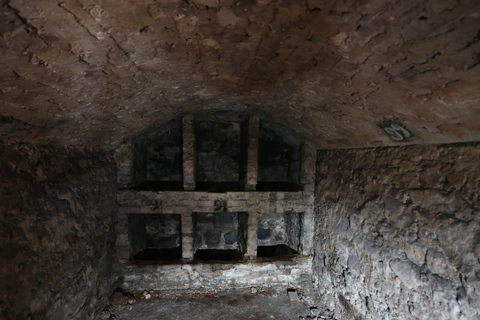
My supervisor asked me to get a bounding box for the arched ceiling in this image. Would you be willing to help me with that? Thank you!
[1,0,479,149]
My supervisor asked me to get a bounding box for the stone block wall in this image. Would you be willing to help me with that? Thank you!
[0,141,117,320]
[115,115,317,264]
[314,142,480,320]
[117,189,315,261]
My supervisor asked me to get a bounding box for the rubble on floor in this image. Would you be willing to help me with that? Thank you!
[97,285,336,320]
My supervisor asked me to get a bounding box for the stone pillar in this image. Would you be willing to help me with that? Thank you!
[299,141,316,255]
[181,213,194,259]
[300,141,315,192]
[246,210,259,259]
[114,140,134,189]
[245,116,259,191]
[116,207,131,264]
[183,115,196,191]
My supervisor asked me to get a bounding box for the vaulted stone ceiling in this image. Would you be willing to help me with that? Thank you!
[1,0,479,149]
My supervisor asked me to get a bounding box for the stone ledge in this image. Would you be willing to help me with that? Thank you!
[118,257,313,291]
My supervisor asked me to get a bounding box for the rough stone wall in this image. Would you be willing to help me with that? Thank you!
[3,1,480,149]
[0,141,117,320]
[314,142,480,320]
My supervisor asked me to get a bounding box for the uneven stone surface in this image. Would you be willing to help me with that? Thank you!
[0,141,118,320]
[1,0,479,148]
[314,142,480,320]
[119,258,313,291]
[97,286,327,320]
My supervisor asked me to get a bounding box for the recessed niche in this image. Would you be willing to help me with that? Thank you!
[194,249,244,262]
[257,211,303,258]
[133,247,182,261]
[257,120,303,191]
[257,245,298,258]
[128,115,309,192]
[194,114,248,191]
[193,212,248,262]
[128,214,182,261]
[132,118,183,191]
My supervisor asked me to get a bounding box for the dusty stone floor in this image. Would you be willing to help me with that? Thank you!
[97,285,334,320]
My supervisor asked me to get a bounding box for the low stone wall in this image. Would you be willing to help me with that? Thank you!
[314,142,480,320]
[0,141,117,320]
[119,257,313,291]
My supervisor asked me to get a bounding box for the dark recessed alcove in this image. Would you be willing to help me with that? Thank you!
[195,181,244,192]
[132,181,184,191]
[193,211,248,262]
[133,247,182,261]
[257,120,303,191]
[257,244,298,258]
[255,182,303,192]
[194,249,244,262]
[132,118,183,191]
[128,214,182,262]
[257,211,303,258]
[129,115,308,192]
[194,114,248,192]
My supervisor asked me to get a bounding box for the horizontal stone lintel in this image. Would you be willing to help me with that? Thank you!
[118,191,314,214]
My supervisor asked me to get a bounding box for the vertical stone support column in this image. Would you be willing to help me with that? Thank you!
[300,142,315,193]
[183,115,196,191]
[181,212,194,259]
[300,142,316,255]
[116,207,131,264]
[114,140,134,188]
[246,209,259,259]
[245,116,260,191]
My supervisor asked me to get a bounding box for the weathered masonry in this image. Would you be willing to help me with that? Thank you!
[2,1,480,319]
[114,114,315,290]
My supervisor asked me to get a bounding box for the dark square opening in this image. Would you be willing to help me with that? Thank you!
[133,247,182,260]
[194,249,244,262]
[257,120,303,191]
[257,211,303,259]
[194,116,248,192]
[128,214,182,262]
[131,118,184,191]
[132,181,184,191]
[257,244,298,258]
[193,212,248,262]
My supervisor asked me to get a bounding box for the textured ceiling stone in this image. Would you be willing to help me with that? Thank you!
[0,0,479,149]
